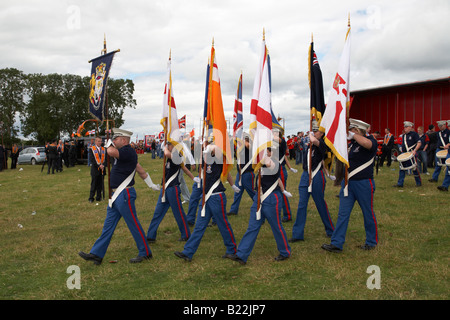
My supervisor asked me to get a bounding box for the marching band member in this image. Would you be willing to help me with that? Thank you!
[429,120,450,183]
[88,136,106,203]
[290,120,334,242]
[230,146,292,265]
[79,128,152,264]
[174,137,240,262]
[147,141,198,243]
[394,121,422,188]
[322,119,378,253]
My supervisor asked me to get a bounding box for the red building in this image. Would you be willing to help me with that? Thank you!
[349,77,450,137]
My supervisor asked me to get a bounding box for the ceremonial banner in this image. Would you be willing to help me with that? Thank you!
[207,45,232,181]
[309,41,326,126]
[161,56,182,150]
[249,36,273,172]
[233,73,244,154]
[178,115,186,129]
[319,25,351,167]
[88,51,116,122]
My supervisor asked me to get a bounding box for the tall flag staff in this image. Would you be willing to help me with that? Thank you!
[319,15,351,196]
[200,38,233,217]
[88,34,120,201]
[308,33,326,192]
[249,29,274,220]
[233,72,244,185]
[200,56,211,213]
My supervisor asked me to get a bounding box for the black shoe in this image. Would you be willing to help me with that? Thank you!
[230,254,246,265]
[415,184,422,187]
[89,199,94,203]
[147,238,156,244]
[129,254,152,263]
[222,253,235,260]
[437,186,449,192]
[282,218,292,223]
[360,244,376,251]
[321,243,343,253]
[274,254,289,261]
[188,221,195,227]
[429,179,438,183]
[227,212,237,216]
[174,251,191,262]
[288,238,303,243]
[393,184,403,188]
[78,251,102,265]
[178,237,188,242]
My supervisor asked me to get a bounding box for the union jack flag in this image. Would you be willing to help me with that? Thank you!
[233,73,243,151]
[178,115,186,129]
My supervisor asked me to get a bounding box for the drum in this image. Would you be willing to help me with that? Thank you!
[446,158,450,174]
[436,150,448,167]
[397,152,417,170]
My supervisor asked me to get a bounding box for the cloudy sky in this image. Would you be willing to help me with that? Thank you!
[1,0,449,140]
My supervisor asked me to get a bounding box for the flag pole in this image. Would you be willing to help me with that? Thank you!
[102,34,113,201]
[344,14,351,196]
[161,50,171,202]
[256,29,264,218]
[308,33,313,190]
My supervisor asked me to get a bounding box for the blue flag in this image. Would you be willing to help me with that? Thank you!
[88,51,116,122]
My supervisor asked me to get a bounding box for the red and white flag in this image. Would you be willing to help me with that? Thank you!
[249,34,273,172]
[319,24,351,167]
[161,54,182,149]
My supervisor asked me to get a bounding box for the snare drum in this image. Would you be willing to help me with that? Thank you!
[446,158,450,174]
[436,150,448,167]
[397,152,417,171]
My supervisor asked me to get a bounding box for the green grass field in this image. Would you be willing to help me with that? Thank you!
[0,154,448,300]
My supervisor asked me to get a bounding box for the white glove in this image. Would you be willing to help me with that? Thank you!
[193,177,201,184]
[347,131,355,140]
[282,190,293,198]
[144,173,160,191]
[290,168,298,173]
[105,139,115,148]
[328,174,336,181]
[203,144,213,154]
[232,184,241,193]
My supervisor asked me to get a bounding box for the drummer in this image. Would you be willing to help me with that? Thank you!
[429,120,450,183]
[437,120,450,192]
[394,121,422,188]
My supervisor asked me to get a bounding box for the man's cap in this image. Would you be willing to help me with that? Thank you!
[403,121,414,128]
[437,120,447,126]
[349,118,371,131]
[112,128,133,139]
[312,119,319,131]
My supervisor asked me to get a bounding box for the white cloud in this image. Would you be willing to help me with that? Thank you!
[1,0,449,139]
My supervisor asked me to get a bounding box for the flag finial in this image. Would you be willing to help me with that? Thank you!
[102,33,107,55]
[169,49,171,60]
[348,13,351,27]
[212,37,214,47]
[263,28,265,41]
[311,32,314,43]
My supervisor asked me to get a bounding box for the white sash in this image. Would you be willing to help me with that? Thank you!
[307,148,323,193]
[108,169,136,208]
[343,158,374,197]
[238,161,252,186]
[438,131,446,149]
[200,179,221,217]
[161,169,180,203]
[256,179,279,221]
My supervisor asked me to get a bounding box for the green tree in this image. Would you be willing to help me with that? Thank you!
[0,68,26,146]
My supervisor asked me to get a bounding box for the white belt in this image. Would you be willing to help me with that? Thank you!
[239,161,252,186]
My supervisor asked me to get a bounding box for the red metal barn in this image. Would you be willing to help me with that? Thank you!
[349,77,450,138]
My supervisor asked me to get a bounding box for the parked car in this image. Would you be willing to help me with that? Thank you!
[17,147,47,165]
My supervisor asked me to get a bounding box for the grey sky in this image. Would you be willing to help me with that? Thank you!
[1,0,449,140]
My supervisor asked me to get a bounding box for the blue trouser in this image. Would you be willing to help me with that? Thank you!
[397,166,422,186]
[292,170,334,240]
[440,153,450,188]
[236,191,291,262]
[90,187,151,258]
[432,150,446,181]
[416,150,428,173]
[147,185,191,240]
[279,165,292,220]
[182,193,236,259]
[186,178,202,224]
[331,179,378,250]
[229,171,255,214]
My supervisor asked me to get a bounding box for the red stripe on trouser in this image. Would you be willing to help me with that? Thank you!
[126,189,149,256]
[369,179,378,244]
[220,193,236,252]
[274,193,290,256]
[175,186,189,239]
